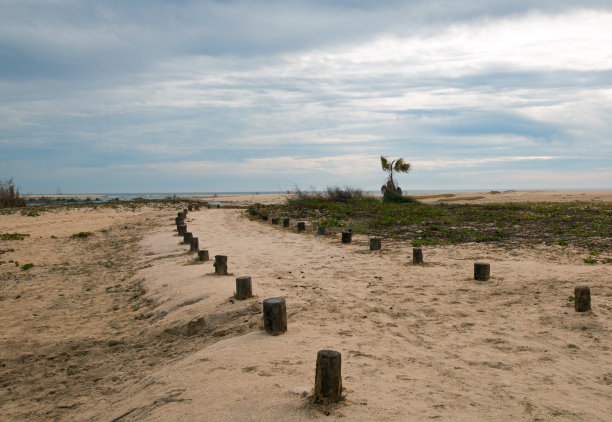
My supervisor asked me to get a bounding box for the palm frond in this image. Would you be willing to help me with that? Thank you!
[380,155,391,170]
[394,158,411,173]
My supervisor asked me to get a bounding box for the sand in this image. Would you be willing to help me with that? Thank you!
[0,191,611,421]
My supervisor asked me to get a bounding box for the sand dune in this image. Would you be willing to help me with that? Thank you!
[1,192,611,421]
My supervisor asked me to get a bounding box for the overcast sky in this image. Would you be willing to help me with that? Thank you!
[1,0,611,193]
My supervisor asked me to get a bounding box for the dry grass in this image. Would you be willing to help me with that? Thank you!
[0,178,26,208]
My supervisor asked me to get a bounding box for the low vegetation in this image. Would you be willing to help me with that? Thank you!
[0,178,27,208]
[267,188,612,253]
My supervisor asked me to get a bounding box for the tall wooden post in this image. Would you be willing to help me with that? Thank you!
[314,350,342,403]
[263,297,287,335]
[235,276,252,300]
[213,255,228,275]
[574,286,591,312]
[413,247,423,264]
[474,262,490,281]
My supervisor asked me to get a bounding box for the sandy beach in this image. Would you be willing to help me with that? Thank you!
[1,191,611,421]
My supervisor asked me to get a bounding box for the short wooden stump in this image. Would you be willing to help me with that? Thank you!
[213,255,228,276]
[474,262,490,281]
[183,232,193,245]
[370,237,381,250]
[413,247,423,264]
[341,231,352,243]
[235,276,252,300]
[271,218,279,225]
[574,286,591,312]
[283,218,290,227]
[190,237,199,252]
[198,250,209,261]
[317,226,326,236]
[314,350,342,403]
[297,222,306,232]
[178,225,187,236]
[263,297,287,335]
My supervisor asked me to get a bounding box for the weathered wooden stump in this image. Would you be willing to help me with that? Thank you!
[188,204,193,211]
[314,350,342,403]
[198,250,209,261]
[213,255,228,275]
[262,215,268,221]
[297,222,306,232]
[413,247,423,264]
[474,262,490,281]
[183,232,193,245]
[370,238,381,251]
[341,231,352,243]
[271,218,279,225]
[190,237,199,252]
[263,297,287,335]
[178,212,184,219]
[283,218,290,227]
[235,276,252,300]
[178,224,187,236]
[574,286,591,312]
[183,208,188,216]
[317,226,326,236]
[195,204,200,211]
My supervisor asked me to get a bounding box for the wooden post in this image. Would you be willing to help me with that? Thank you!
[271,218,279,225]
[283,218,290,227]
[413,247,423,264]
[178,225,187,236]
[190,237,199,252]
[213,255,228,275]
[195,204,200,211]
[235,276,252,300]
[297,222,306,232]
[317,226,326,235]
[262,215,268,221]
[314,350,342,403]
[183,209,188,217]
[474,262,490,281]
[188,204,193,211]
[198,250,209,261]
[574,286,591,312]
[178,212,184,219]
[370,238,381,250]
[341,231,352,243]
[263,297,287,335]
[183,232,193,245]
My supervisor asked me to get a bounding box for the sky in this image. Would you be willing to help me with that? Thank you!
[1,0,611,193]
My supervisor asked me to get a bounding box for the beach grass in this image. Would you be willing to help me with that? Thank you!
[268,192,612,252]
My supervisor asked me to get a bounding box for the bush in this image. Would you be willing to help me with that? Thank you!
[0,178,27,208]
[382,190,419,204]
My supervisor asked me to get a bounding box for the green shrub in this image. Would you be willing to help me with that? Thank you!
[20,263,33,270]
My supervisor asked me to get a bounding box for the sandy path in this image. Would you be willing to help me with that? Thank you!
[75,208,612,421]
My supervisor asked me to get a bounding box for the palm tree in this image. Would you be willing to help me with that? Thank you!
[380,156,411,196]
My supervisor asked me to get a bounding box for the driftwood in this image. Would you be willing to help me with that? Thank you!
[263,297,287,335]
